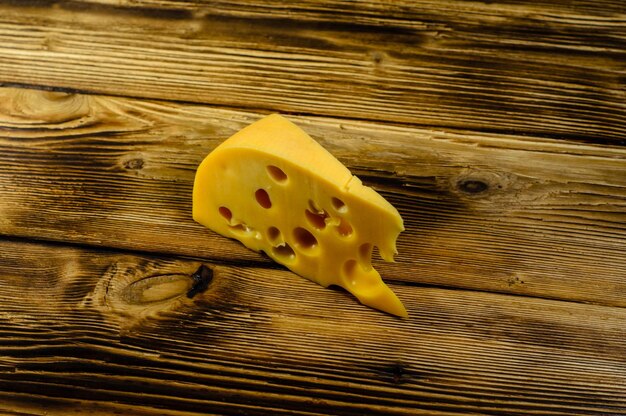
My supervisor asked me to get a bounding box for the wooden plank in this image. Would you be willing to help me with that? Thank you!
[0,87,625,307]
[1,239,626,415]
[0,1,623,141]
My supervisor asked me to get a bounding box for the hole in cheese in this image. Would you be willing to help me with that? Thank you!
[358,243,373,270]
[343,259,358,279]
[267,226,282,244]
[229,223,254,235]
[267,165,288,183]
[218,206,232,222]
[255,189,272,209]
[305,208,328,230]
[331,197,347,213]
[343,259,379,291]
[293,227,318,250]
[336,218,353,237]
[308,199,322,212]
[272,243,296,261]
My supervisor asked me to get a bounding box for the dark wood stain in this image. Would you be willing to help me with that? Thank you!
[186,265,213,298]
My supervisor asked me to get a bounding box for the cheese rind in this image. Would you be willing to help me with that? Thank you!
[193,114,407,317]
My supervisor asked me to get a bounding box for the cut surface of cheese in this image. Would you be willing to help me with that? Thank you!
[193,114,407,317]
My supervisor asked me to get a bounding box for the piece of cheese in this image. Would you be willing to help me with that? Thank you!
[193,114,407,317]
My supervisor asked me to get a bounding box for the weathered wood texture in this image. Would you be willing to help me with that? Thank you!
[1,239,626,415]
[0,0,624,141]
[1,87,625,308]
[1,1,625,414]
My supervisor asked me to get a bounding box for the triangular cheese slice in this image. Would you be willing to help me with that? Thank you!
[193,114,407,317]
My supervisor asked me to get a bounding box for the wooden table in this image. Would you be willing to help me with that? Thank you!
[1,1,625,415]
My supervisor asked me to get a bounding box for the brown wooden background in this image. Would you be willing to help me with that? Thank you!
[0,1,625,415]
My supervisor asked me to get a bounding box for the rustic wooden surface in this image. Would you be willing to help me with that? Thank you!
[0,0,625,415]
[0,0,624,141]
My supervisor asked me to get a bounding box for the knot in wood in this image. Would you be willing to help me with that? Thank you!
[121,273,192,305]
[371,51,385,65]
[458,179,489,194]
[0,87,91,125]
[187,265,213,298]
[123,158,145,170]
[87,260,214,329]
[378,362,413,385]
[452,169,512,200]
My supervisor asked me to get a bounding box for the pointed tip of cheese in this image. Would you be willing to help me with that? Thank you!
[353,283,408,318]
[341,266,408,318]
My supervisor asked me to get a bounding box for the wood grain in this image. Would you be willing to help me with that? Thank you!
[0,87,625,307]
[1,2,624,414]
[1,239,626,415]
[0,0,623,141]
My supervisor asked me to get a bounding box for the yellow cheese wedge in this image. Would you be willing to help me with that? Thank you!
[193,114,407,317]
